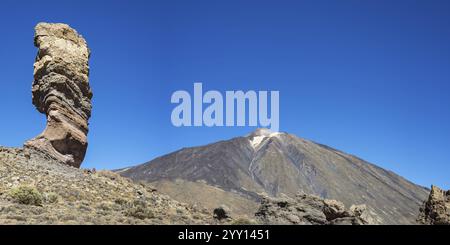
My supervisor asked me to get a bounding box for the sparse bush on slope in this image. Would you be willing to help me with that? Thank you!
[9,186,43,206]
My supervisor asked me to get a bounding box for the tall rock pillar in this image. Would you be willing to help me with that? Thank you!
[25,23,93,168]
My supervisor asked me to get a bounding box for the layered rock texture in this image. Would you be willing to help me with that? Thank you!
[255,194,381,225]
[119,128,429,224]
[418,185,450,225]
[24,23,93,168]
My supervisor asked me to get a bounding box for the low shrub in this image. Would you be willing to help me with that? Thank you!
[231,218,257,225]
[44,192,59,204]
[9,186,43,206]
[125,199,154,220]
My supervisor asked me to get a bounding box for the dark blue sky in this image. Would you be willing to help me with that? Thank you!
[1,0,449,189]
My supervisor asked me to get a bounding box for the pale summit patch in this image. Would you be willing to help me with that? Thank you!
[248,128,282,149]
[250,135,267,149]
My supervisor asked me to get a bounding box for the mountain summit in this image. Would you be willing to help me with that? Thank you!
[119,129,429,224]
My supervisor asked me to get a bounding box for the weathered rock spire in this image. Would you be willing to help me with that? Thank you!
[25,23,92,168]
[418,185,450,225]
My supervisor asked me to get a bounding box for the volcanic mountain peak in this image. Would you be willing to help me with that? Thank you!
[119,129,429,224]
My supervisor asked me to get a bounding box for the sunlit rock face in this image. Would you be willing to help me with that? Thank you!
[25,23,92,168]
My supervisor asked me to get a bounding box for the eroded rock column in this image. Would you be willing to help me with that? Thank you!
[25,23,93,168]
[418,185,450,225]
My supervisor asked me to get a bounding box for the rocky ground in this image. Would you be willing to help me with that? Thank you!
[0,146,381,225]
[0,146,215,224]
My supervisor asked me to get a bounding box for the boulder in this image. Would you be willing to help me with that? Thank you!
[213,205,231,221]
[323,199,346,220]
[255,193,379,225]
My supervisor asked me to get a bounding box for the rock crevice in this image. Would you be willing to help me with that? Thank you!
[25,23,92,168]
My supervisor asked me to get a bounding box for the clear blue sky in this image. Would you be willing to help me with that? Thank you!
[1,0,449,189]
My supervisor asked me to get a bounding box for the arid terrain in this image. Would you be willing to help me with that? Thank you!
[0,147,214,224]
